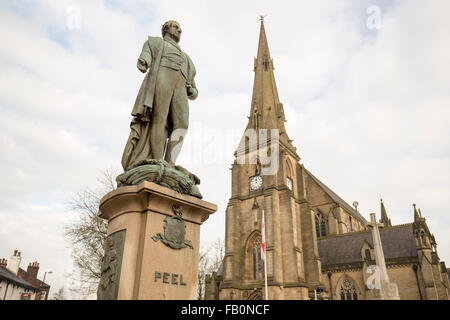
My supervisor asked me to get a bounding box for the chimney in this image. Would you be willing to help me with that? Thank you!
[7,250,22,275]
[27,261,40,280]
[0,258,7,268]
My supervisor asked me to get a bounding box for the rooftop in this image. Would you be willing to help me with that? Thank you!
[318,224,417,266]
[0,267,39,291]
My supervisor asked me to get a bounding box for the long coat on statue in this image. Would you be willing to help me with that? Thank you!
[121,36,198,171]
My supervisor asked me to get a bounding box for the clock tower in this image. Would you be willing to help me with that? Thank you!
[219,19,322,300]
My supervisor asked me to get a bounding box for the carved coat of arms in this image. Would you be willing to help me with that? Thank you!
[152,205,193,249]
[97,230,126,300]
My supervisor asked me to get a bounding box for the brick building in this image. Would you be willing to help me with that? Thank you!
[0,250,51,300]
[205,20,449,300]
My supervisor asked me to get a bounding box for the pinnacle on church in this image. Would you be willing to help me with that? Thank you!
[246,18,297,156]
[380,198,392,227]
[413,204,421,222]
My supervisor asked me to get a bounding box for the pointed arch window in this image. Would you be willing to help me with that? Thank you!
[315,211,328,238]
[315,215,320,238]
[339,279,358,300]
[253,109,259,130]
[263,53,269,71]
[252,238,264,280]
[365,249,371,261]
[420,230,427,247]
[285,160,294,192]
[320,219,327,237]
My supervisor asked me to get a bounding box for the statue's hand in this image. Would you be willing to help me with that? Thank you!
[187,86,198,100]
[137,59,148,73]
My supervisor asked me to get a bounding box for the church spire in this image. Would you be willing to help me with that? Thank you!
[247,18,298,157]
[380,198,392,227]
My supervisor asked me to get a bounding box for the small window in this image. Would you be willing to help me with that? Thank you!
[320,219,327,237]
[315,211,328,238]
[315,215,320,238]
[365,249,371,261]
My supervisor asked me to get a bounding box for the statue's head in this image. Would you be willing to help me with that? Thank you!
[162,20,182,43]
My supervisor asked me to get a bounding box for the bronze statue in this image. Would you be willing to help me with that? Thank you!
[122,20,198,170]
[117,21,202,198]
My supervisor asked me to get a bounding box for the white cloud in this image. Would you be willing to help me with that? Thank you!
[1,0,449,298]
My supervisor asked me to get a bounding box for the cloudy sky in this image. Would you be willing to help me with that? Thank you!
[1,0,449,299]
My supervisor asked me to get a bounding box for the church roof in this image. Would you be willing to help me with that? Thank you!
[304,167,368,223]
[0,266,39,291]
[318,224,417,266]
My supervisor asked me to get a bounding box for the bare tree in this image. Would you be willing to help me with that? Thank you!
[198,237,224,300]
[208,238,225,272]
[52,287,66,300]
[64,168,117,298]
[198,247,210,300]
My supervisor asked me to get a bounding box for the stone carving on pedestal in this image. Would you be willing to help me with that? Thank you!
[152,205,193,250]
[97,230,126,300]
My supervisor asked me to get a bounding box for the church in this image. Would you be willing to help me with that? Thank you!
[205,20,450,300]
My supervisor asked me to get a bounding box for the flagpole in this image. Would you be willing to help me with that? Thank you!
[262,210,268,300]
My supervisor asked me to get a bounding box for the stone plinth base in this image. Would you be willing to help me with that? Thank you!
[97,181,217,300]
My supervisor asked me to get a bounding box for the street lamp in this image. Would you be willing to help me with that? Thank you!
[43,271,53,283]
[40,271,53,300]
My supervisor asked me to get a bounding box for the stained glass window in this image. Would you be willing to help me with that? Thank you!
[315,211,328,238]
[339,279,358,300]
[252,238,264,280]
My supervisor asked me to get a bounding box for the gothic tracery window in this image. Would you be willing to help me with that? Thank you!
[339,279,358,300]
[252,238,264,280]
[315,211,328,238]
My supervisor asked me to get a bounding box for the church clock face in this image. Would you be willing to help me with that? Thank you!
[250,175,263,191]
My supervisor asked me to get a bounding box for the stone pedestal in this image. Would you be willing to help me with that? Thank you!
[98,181,217,300]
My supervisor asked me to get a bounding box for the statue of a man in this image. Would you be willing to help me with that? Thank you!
[121,20,198,171]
